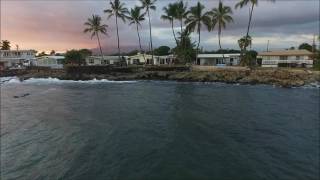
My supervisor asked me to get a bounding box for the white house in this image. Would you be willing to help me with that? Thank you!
[258,50,313,68]
[127,53,154,65]
[197,54,241,66]
[155,55,176,65]
[0,50,37,69]
[86,56,127,66]
[127,53,176,65]
[36,56,65,69]
[86,54,176,66]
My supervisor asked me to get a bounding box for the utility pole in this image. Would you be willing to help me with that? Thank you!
[267,40,269,52]
[16,44,19,51]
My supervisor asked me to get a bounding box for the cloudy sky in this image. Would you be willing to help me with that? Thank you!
[1,0,319,54]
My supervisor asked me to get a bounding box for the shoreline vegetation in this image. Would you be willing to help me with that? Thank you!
[1,66,319,88]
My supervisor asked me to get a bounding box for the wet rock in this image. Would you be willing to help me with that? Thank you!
[14,93,30,98]
[5,67,319,88]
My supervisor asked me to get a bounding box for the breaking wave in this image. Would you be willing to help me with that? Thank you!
[1,76,319,89]
[0,77,137,85]
[300,82,320,89]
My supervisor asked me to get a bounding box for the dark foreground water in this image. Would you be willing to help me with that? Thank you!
[1,78,319,180]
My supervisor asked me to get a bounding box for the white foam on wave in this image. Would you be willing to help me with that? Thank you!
[0,77,21,84]
[301,82,320,89]
[1,76,319,89]
[0,77,137,85]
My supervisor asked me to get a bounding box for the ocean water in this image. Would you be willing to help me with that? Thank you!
[1,77,319,180]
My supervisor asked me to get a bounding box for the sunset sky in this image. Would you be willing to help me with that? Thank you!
[1,0,319,54]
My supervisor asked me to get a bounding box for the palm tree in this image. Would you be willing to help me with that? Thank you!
[175,29,196,64]
[0,40,11,50]
[174,0,189,61]
[127,6,146,62]
[238,35,252,65]
[161,3,179,45]
[185,1,211,64]
[176,0,188,34]
[84,14,108,57]
[235,0,275,52]
[104,0,128,61]
[208,1,233,60]
[139,0,157,61]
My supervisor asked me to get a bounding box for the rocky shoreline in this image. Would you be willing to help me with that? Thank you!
[2,67,320,88]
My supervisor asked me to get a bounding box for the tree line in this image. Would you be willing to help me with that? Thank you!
[83,0,276,65]
[2,0,319,68]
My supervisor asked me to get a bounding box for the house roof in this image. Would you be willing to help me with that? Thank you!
[258,49,313,56]
[0,50,36,53]
[197,54,241,58]
[129,54,153,58]
[129,53,173,56]
[87,56,124,60]
[37,56,65,60]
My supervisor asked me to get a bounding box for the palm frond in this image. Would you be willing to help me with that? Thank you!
[83,14,108,39]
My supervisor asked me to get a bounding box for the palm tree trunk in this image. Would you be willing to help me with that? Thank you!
[115,14,121,64]
[147,9,154,64]
[136,24,146,63]
[196,25,200,65]
[136,25,142,50]
[244,3,254,52]
[180,19,186,63]
[180,19,183,35]
[171,21,178,46]
[96,33,103,58]
[218,25,225,64]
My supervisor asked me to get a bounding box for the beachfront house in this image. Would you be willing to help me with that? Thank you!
[196,54,241,66]
[86,56,127,66]
[127,53,176,65]
[155,55,176,65]
[36,56,65,69]
[258,49,314,68]
[0,50,37,69]
[127,53,154,65]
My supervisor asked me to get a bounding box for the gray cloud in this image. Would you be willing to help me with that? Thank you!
[1,0,318,53]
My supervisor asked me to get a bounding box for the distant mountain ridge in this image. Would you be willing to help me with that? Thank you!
[90,45,150,55]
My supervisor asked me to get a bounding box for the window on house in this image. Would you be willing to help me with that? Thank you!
[133,59,140,64]
[101,60,110,65]
[89,59,94,64]
[280,56,288,60]
[296,56,300,60]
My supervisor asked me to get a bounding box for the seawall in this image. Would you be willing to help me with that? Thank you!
[1,66,319,88]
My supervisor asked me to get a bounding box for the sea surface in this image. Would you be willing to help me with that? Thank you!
[1,77,319,180]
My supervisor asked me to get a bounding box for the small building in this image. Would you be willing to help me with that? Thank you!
[36,56,65,69]
[127,53,176,65]
[0,50,37,69]
[127,53,154,65]
[155,55,176,65]
[86,56,127,66]
[197,54,241,66]
[258,50,314,68]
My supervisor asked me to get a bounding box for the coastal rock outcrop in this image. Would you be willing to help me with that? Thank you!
[2,67,319,88]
